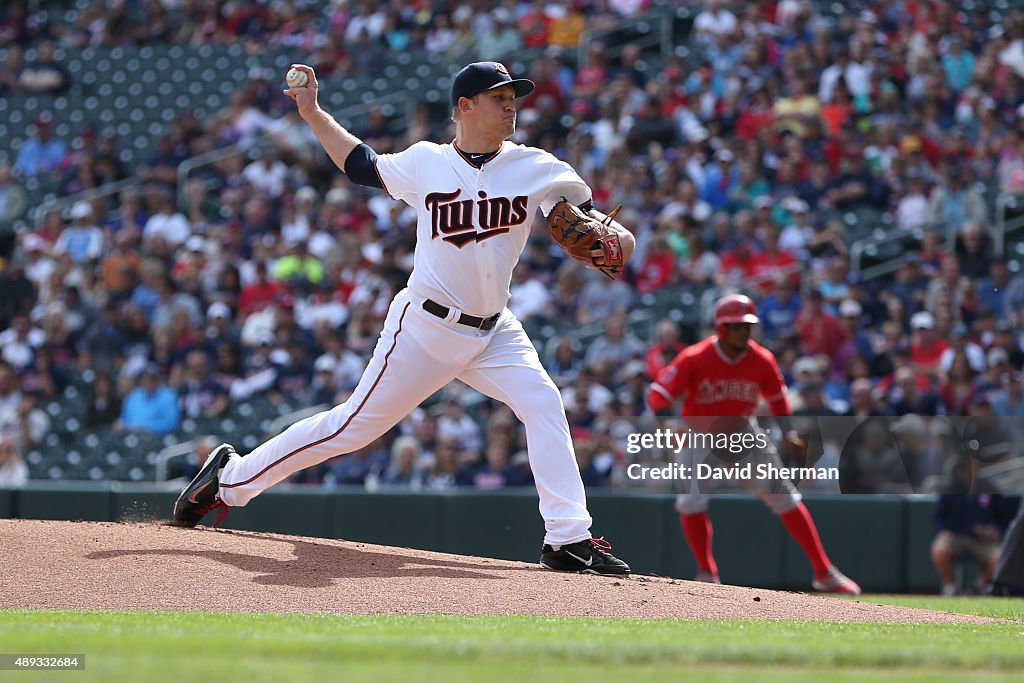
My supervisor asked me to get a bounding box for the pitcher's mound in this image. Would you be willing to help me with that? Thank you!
[0,519,994,623]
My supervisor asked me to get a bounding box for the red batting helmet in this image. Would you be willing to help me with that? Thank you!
[714,294,760,330]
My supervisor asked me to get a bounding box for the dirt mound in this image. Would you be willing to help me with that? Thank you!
[0,519,995,623]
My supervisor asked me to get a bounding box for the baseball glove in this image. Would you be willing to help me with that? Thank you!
[548,198,625,279]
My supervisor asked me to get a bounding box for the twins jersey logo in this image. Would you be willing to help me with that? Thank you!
[425,189,529,247]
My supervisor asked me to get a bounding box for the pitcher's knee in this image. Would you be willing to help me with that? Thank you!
[518,386,566,422]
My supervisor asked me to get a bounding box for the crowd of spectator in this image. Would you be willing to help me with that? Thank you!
[2,1,1024,494]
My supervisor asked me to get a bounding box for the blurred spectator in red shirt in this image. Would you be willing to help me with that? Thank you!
[750,227,798,296]
[717,239,759,288]
[735,88,774,140]
[909,310,951,378]
[937,351,980,416]
[519,1,553,49]
[796,290,848,359]
[635,233,677,294]
[239,261,283,316]
[644,320,685,380]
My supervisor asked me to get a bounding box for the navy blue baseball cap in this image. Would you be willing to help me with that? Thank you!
[450,62,535,107]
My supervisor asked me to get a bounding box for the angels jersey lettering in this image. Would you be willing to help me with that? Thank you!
[653,336,786,417]
[374,140,590,316]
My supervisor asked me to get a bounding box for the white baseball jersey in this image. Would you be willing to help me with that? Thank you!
[375,140,591,316]
[217,138,599,546]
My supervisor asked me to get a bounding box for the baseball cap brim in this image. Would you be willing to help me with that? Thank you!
[451,62,536,105]
[480,78,535,100]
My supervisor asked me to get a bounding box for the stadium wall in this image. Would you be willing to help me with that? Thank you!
[3,486,942,592]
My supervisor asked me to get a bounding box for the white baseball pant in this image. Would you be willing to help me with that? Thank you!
[218,288,593,546]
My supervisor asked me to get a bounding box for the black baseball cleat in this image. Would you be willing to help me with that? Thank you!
[540,537,631,575]
[173,443,236,528]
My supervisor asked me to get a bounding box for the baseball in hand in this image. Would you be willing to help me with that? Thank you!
[286,68,308,88]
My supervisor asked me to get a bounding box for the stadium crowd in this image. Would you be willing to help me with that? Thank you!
[1,0,1024,494]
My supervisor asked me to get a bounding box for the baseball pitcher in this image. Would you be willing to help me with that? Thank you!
[174,61,634,575]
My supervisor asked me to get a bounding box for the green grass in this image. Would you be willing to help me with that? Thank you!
[850,595,1024,621]
[1,608,1023,682]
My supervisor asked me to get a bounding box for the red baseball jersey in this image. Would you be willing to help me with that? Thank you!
[647,336,790,417]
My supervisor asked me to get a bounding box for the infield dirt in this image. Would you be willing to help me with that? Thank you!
[0,519,998,623]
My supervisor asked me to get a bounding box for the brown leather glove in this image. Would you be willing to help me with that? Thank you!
[547,198,626,279]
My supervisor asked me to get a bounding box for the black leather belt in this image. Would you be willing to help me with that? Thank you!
[422,299,500,331]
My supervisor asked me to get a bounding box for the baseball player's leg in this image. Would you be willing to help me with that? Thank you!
[219,293,467,506]
[741,446,830,572]
[743,446,860,593]
[457,313,591,546]
[675,481,718,580]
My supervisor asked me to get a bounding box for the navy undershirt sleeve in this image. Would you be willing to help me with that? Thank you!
[344,143,383,189]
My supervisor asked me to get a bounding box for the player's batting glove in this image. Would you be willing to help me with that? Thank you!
[548,198,626,279]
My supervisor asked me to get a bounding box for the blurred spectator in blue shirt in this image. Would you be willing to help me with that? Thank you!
[759,277,802,341]
[837,299,875,363]
[54,201,103,264]
[941,38,976,93]
[978,258,1011,316]
[13,114,66,179]
[117,365,180,435]
[700,149,740,211]
[991,371,1024,419]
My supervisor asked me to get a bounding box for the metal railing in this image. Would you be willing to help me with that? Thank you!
[995,191,1024,259]
[152,403,328,482]
[850,227,920,281]
[267,403,328,435]
[578,5,689,65]
[30,177,141,225]
[175,137,273,210]
[979,455,1024,494]
[174,92,421,207]
[848,181,1010,282]
[154,439,198,483]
